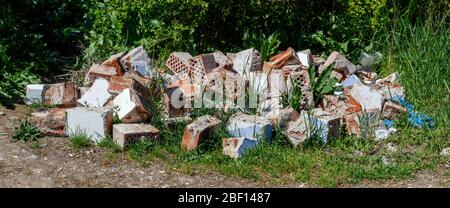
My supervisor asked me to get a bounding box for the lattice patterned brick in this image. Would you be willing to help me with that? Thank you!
[166,52,193,80]
[288,70,314,110]
[189,53,217,85]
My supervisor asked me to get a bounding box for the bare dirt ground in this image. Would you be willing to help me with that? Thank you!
[0,105,448,188]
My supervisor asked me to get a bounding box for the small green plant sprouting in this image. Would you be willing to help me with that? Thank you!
[68,130,93,149]
[302,111,328,148]
[11,118,41,142]
[281,76,303,111]
[308,64,338,105]
[358,110,381,139]
[243,32,281,61]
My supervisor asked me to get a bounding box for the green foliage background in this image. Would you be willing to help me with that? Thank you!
[0,0,449,107]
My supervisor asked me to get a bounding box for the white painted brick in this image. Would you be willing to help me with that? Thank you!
[77,79,112,107]
[65,107,113,143]
[26,84,45,104]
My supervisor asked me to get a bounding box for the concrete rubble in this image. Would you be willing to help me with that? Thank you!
[24,45,429,159]
[113,124,159,149]
[223,137,258,159]
[65,107,113,142]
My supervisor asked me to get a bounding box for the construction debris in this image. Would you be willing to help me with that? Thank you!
[319,51,357,75]
[77,79,112,107]
[182,115,222,151]
[223,137,258,159]
[113,88,149,123]
[227,113,272,141]
[26,84,45,104]
[42,82,78,107]
[23,44,432,159]
[113,124,159,149]
[65,107,113,142]
[31,108,66,136]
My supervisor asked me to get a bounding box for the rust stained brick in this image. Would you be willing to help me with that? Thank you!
[31,108,66,136]
[166,52,193,80]
[120,46,151,72]
[181,115,221,151]
[113,124,159,149]
[267,47,299,70]
[42,82,78,107]
[123,72,152,86]
[344,113,361,136]
[85,64,117,86]
[382,101,406,120]
[113,88,150,123]
[108,75,149,97]
[101,52,125,76]
[189,53,217,84]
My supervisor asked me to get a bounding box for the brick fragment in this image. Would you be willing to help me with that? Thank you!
[101,52,125,76]
[113,124,159,149]
[42,82,78,107]
[166,52,193,80]
[31,108,66,136]
[113,88,150,123]
[223,137,258,159]
[382,101,406,120]
[77,79,112,107]
[85,64,117,86]
[181,115,222,150]
[227,112,272,141]
[26,84,45,105]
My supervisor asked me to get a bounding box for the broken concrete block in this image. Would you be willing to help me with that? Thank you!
[113,124,159,149]
[306,108,341,140]
[189,53,217,85]
[120,46,153,74]
[382,101,406,120]
[65,107,113,142]
[272,106,299,130]
[181,115,222,150]
[286,70,314,110]
[223,137,258,159]
[232,48,261,76]
[42,82,78,107]
[285,116,308,147]
[297,49,314,68]
[213,51,231,67]
[350,82,383,111]
[26,84,45,104]
[258,98,284,122]
[85,64,117,86]
[31,108,66,136]
[166,52,193,80]
[101,52,125,76]
[130,60,155,78]
[77,79,112,107]
[342,75,362,88]
[77,87,89,98]
[108,75,148,97]
[319,51,356,75]
[113,88,150,123]
[227,113,272,141]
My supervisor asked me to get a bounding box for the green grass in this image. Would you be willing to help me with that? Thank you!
[11,118,41,142]
[68,131,93,149]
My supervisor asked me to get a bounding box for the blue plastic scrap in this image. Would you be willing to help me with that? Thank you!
[384,119,394,129]
[393,96,435,128]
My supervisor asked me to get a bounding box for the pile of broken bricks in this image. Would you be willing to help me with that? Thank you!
[25,45,433,159]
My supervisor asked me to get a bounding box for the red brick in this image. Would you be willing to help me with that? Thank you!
[85,64,117,86]
[101,52,125,76]
[42,82,78,107]
[182,115,221,150]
